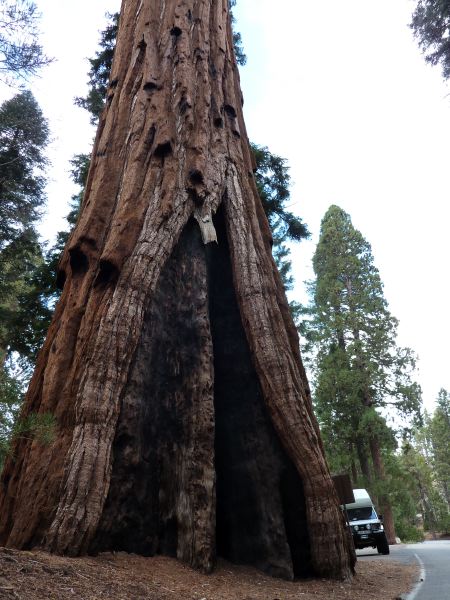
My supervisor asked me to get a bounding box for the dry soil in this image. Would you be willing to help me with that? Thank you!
[0,546,417,600]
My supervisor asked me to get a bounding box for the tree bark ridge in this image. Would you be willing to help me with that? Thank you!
[0,0,354,580]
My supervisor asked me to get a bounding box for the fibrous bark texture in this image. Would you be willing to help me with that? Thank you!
[0,0,355,580]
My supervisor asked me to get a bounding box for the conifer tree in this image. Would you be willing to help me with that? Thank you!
[305,205,422,543]
[428,389,450,508]
[0,91,49,248]
[0,91,49,364]
[0,0,51,84]
[411,0,450,80]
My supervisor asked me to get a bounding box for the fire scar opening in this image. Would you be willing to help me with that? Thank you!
[90,209,312,579]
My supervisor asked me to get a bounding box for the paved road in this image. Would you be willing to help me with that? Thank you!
[357,540,450,599]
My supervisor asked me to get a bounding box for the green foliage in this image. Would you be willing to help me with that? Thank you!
[0,0,52,84]
[251,143,309,293]
[13,410,56,445]
[0,88,51,471]
[304,205,422,487]
[308,206,421,420]
[0,91,53,366]
[228,1,247,66]
[252,144,309,244]
[411,0,450,80]
[0,228,54,365]
[428,389,450,513]
[74,12,119,124]
[394,407,450,536]
[0,367,22,469]
[396,521,425,543]
[0,377,56,471]
[0,90,49,248]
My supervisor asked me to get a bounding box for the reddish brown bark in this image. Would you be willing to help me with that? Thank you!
[0,0,354,580]
[368,436,396,544]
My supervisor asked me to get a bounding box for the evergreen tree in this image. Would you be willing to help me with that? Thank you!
[228,0,246,66]
[0,228,50,364]
[428,389,450,508]
[0,91,51,464]
[0,90,49,248]
[74,13,120,124]
[0,368,22,470]
[0,0,51,84]
[400,406,450,535]
[411,0,450,80]
[0,90,49,365]
[305,205,422,543]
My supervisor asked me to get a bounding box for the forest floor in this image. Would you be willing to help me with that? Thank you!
[0,546,417,600]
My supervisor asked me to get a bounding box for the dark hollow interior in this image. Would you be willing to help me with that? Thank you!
[91,208,312,578]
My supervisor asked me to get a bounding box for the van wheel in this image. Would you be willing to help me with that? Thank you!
[377,533,390,555]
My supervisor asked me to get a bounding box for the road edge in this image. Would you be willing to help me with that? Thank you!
[400,553,426,600]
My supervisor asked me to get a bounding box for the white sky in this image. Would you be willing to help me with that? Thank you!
[2,0,448,412]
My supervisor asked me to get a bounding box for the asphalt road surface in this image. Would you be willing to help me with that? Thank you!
[357,540,450,599]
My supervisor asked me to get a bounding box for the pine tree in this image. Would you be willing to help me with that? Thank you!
[0,91,49,365]
[428,389,450,509]
[0,369,22,470]
[411,0,450,80]
[0,229,49,363]
[0,0,51,84]
[401,407,450,535]
[251,143,309,291]
[0,0,354,580]
[305,205,422,543]
[0,91,49,248]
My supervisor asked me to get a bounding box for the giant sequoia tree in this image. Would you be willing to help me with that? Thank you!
[305,206,421,545]
[0,0,354,580]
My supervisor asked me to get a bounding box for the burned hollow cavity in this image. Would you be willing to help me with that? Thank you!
[90,209,312,579]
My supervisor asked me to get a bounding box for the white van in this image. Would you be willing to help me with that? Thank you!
[343,488,390,554]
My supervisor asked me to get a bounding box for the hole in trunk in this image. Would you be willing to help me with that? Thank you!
[189,169,204,185]
[90,212,312,578]
[179,96,192,114]
[95,259,119,288]
[154,141,172,159]
[143,81,159,93]
[223,104,237,118]
[144,125,156,150]
[56,269,66,290]
[208,206,312,579]
[69,247,88,275]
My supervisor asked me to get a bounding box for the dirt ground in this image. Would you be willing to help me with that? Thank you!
[0,546,417,600]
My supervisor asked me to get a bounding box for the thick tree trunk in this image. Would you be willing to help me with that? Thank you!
[368,436,396,544]
[356,438,371,483]
[350,448,358,485]
[0,0,354,580]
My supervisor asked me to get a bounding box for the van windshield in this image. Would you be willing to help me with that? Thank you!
[346,507,376,521]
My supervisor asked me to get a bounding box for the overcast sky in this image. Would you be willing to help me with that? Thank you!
[2,0,448,412]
